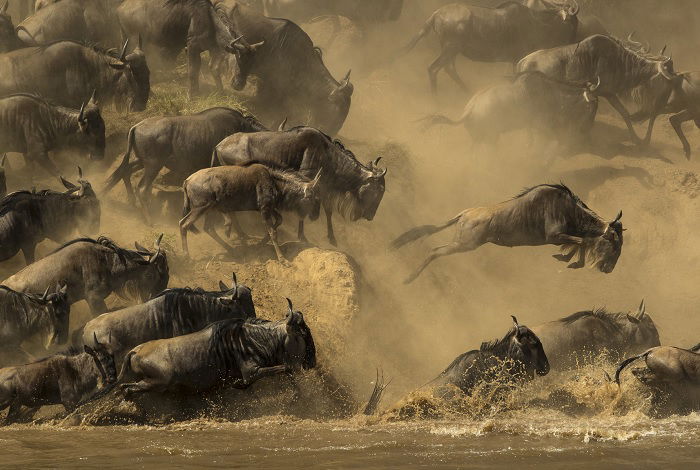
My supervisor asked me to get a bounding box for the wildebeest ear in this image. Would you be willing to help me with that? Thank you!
[134,241,151,255]
[219,281,228,291]
[626,314,640,324]
[60,176,78,191]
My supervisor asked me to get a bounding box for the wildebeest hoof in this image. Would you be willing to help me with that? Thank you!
[567,261,585,269]
[552,253,573,262]
[328,237,338,247]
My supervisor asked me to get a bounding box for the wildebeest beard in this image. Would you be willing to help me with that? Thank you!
[333,191,363,221]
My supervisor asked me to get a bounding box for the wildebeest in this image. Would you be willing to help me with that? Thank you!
[0,284,69,367]
[210,0,353,135]
[111,298,315,398]
[117,0,256,98]
[397,1,579,94]
[262,0,403,24]
[0,169,100,265]
[0,2,26,53]
[532,300,661,370]
[0,93,105,176]
[180,164,322,260]
[103,107,267,218]
[82,273,255,364]
[0,40,150,112]
[419,72,601,149]
[432,316,549,395]
[517,34,679,145]
[213,127,387,246]
[3,235,169,315]
[0,337,116,424]
[391,183,623,283]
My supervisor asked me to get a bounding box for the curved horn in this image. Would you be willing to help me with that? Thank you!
[154,233,163,249]
[89,89,98,105]
[311,168,323,188]
[627,32,639,45]
[569,0,579,15]
[583,90,593,103]
[150,233,163,262]
[659,45,667,56]
[278,117,287,131]
[590,76,601,92]
[286,297,294,314]
[511,315,520,328]
[613,210,622,223]
[93,332,101,346]
[372,157,382,167]
[77,166,83,180]
[78,102,85,122]
[342,69,351,82]
[120,39,130,61]
[41,286,50,301]
[637,299,646,319]
[231,272,237,290]
[376,167,387,177]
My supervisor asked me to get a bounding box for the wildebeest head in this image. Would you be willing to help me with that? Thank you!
[354,157,386,221]
[110,39,151,112]
[283,298,316,370]
[216,272,256,318]
[322,69,354,132]
[621,299,661,353]
[60,167,101,235]
[508,316,550,378]
[299,169,323,221]
[130,234,170,301]
[84,332,117,385]
[226,35,265,91]
[587,210,623,273]
[77,91,106,161]
[38,283,70,348]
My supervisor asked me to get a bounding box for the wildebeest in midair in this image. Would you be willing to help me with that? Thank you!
[0,169,100,265]
[396,0,579,94]
[180,164,322,260]
[517,34,679,145]
[0,336,116,424]
[210,0,354,135]
[109,298,315,398]
[81,273,256,364]
[0,93,105,176]
[3,235,169,316]
[0,284,69,367]
[0,39,150,112]
[103,107,268,219]
[391,184,624,283]
[213,127,387,246]
[531,300,660,371]
[419,72,601,149]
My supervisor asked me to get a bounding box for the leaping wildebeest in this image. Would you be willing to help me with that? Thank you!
[391,184,623,283]
[213,127,387,246]
[396,0,579,94]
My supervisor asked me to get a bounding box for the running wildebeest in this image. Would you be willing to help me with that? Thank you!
[532,300,660,370]
[0,284,69,367]
[210,0,353,135]
[433,316,549,395]
[0,337,116,424]
[419,72,601,149]
[3,235,169,316]
[103,107,268,219]
[391,184,623,283]
[0,39,150,112]
[517,34,679,145]
[213,127,387,246]
[0,2,26,53]
[0,169,100,265]
[81,273,255,364]
[110,298,315,398]
[179,164,322,260]
[396,1,579,94]
[0,93,105,176]
[117,0,259,98]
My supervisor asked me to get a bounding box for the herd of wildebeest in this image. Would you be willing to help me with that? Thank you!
[0,0,698,424]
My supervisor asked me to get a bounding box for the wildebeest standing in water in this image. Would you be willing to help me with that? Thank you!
[82,274,255,364]
[111,298,315,398]
[211,0,353,135]
[0,93,105,176]
[0,169,100,265]
[517,34,679,145]
[0,40,150,112]
[117,0,258,98]
[0,336,116,424]
[0,2,26,53]
[103,107,267,220]
[3,235,169,316]
[419,72,601,151]
[0,284,69,367]
[213,127,387,246]
[396,1,579,94]
[179,164,322,260]
[391,184,623,283]
[531,300,660,371]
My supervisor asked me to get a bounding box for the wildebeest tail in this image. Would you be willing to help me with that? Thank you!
[104,126,138,193]
[614,351,651,384]
[390,214,461,250]
[390,11,437,62]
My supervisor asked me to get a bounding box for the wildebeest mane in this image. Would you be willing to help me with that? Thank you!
[0,190,68,217]
[0,285,55,336]
[51,236,147,267]
[155,288,243,336]
[480,327,518,355]
[36,39,115,57]
[512,182,591,209]
[559,307,624,332]
[207,319,283,374]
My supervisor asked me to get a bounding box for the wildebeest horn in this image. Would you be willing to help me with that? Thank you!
[627,32,638,45]
[637,299,646,319]
[41,286,50,301]
[659,45,667,56]
[376,166,387,177]
[342,69,351,82]
[311,168,323,188]
[278,117,287,131]
[78,102,85,122]
[249,40,265,51]
[0,1,7,14]
[612,210,623,223]
[150,233,163,262]
[511,315,520,328]
[569,0,579,15]
[60,176,79,191]
[219,280,228,291]
[590,76,601,92]
[120,39,129,61]
[231,272,238,299]
[77,166,83,180]
[286,297,294,314]
[372,157,382,167]
[89,89,98,105]
[93,332,101,346]
[583,91,594,103]
[134,241,151,255]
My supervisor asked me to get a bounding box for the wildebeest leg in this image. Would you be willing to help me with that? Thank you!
[404,242,471,284]
[17,406,39,422]
[567,245,586,269]
[604,95,643,144]
[120,380,166,399]
[297,219,308,243]
[4,402,22,425]
[444,57,468,93]
[641,112,660,146]
[20,243,36,265]
[428,47,457,95]
[262,209,286,263]
[223,213,249,241]
[323,200,337,246]
[552,245,578,262]
[235,364,288,387]
[187,45,203,99]
[547,233,583,246]
[86,294,108,316]
[179,203,213,255]
[203,213,235,254]
[669,109,695,159]
[136,166,161,225]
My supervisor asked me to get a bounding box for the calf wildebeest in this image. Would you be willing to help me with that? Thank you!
[111,298,315,398]
[433,316,549,395]
[0,169,100,265]
[0,40,150,112]
[0,338,116,424]
[117,0,256,98]
[532,300,660,370]
[0,93,105,176]
[180,164,322,260]
[391,184,623,283]
[210,0,353,135]
[103,107,267,218]
[0,284,69,367]
[3,235,169,316]
[213,127,387,246]
[81,273,256,364]
[0,2,26,53]
[397,1,579,94]
[419,72,601,149]
[517,34,679,145]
